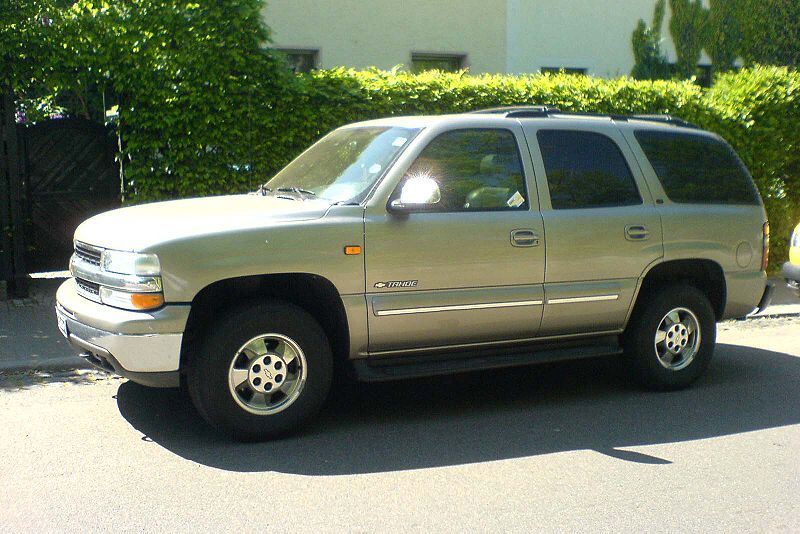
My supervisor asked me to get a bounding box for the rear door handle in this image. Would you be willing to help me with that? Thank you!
[511,228,540,247]
[625,225,650,241]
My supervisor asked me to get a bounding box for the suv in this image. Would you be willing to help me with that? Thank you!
[56,107,772,440]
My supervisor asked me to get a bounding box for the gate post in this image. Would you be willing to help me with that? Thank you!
[1,85,28,298]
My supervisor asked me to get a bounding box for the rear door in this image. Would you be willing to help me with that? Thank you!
[521,122,663,335]
[364,123,546,353]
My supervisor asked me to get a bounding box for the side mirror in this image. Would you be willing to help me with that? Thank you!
[388,176,441,213]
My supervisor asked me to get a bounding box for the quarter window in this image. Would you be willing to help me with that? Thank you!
[634,130,760,205]
[401,129,528,212]
[537,130,641,209]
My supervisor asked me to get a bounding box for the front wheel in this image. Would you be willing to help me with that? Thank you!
[187,301,333,441]
[624,284,716,390]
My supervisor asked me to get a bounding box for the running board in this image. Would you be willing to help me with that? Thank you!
[351,336,623,382]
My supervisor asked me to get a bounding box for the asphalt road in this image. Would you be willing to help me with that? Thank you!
[1,316,799,532]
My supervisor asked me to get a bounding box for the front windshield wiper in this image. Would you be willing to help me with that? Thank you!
[277,187,317,197]
[252,184,272,196]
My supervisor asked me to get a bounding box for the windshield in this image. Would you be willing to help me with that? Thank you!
[264,126,420,203]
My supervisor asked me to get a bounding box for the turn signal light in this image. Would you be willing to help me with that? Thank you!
[131,293,165,309]
[761,222,770,271]
[344,245,362,256]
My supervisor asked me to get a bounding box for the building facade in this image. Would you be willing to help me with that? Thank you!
[263,0,712,77]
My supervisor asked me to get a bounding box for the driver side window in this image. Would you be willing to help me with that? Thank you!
[402,129,528,212]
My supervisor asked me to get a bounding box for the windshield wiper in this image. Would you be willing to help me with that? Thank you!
[252,184,272,196]
[277,187,317,197]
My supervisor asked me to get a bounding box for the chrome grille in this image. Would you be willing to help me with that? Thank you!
[74,242,102,267]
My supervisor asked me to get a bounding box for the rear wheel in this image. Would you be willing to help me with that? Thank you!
[624,284,716,390]
[187,301,332,441]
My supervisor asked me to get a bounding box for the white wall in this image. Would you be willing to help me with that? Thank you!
[263,0,508,73]
[264,0,713,77]
[507,0,679,77]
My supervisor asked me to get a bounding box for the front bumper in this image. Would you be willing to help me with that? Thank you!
[782,261,800,293]
[55,279,190,387]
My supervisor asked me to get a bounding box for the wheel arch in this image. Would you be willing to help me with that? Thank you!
[180,273,350,375]
[630,259,727,323]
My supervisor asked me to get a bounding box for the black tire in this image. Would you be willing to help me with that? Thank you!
[187,300,333,441]
[623,284,716,390]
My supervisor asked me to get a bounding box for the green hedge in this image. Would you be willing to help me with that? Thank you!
[125,66,799,265]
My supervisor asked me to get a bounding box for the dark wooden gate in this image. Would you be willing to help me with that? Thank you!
[18,118,121,272]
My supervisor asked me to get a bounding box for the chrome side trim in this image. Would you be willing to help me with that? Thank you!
[547,294,619,305]
[374,299,543,317]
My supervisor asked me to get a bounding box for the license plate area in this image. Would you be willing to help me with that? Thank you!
[56,309,69,339]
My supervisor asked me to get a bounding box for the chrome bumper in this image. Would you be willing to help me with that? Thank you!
[55,279,189,388]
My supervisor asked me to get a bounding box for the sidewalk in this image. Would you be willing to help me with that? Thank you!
[0,278,86,372]
[1,275,799,373]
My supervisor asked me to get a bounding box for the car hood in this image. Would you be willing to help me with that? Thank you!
[74,194,332,251]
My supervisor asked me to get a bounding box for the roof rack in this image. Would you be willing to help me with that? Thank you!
[628,114,700,129]
[470,105,562,117]
[468,106,699,128]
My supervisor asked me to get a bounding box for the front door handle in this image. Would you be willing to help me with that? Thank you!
[625,225,650,241]
[511,228,540,247]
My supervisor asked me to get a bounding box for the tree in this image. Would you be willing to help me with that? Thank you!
[736,0,800,67]
[669,0,708,79]
[704,0,741,72]
[631,0,672,80]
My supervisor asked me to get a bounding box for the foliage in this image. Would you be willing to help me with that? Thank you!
[668,0,708,79]
[631,0,672,80]
[4,3,798,262]
[704,0,740,72]
[736,0,800,67]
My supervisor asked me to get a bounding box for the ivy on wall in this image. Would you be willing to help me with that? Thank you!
[668,0,707,78]
[632,0,800,80]
[631,0,672,81]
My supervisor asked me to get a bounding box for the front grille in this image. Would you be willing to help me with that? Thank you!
[74,242,102,267]
[76,277,100,297]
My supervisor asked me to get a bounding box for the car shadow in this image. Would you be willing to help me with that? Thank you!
[116,343,800,475]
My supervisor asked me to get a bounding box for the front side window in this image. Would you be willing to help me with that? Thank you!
[634,130,760,205]
[537,130,641,209]
[266,126,419,203]
[400,129,528,212]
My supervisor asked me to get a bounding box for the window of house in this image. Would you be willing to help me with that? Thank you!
[399,129,528,212]
[696,64,713,87]
[537,130,641,209]
[540,67,587,76]
[410,53,465,73]
[279,49,319,73]
[634,131,760,205]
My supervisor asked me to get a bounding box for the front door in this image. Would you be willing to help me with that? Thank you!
[365,125,546,353]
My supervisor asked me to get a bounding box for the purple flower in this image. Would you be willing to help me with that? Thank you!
[15,110,28,124]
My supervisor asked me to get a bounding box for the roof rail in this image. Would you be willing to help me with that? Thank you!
[628,114,700,129]
[469,106,699,128]
[470,105,562,117]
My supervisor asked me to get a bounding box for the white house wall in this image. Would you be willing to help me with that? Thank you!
[263,0,712,76]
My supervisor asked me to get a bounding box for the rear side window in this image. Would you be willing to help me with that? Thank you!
[634,131,760,205]
[537,130,642,209]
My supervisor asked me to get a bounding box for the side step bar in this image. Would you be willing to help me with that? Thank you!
[351,337,623,382]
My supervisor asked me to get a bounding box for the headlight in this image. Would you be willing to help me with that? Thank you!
[101,250,161,276]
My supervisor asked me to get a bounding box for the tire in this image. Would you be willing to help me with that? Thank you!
[187,300,333,441]
[623,284,716,390]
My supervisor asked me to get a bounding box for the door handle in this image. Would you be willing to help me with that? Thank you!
[511,229,540,247]
[625,225,650,241]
